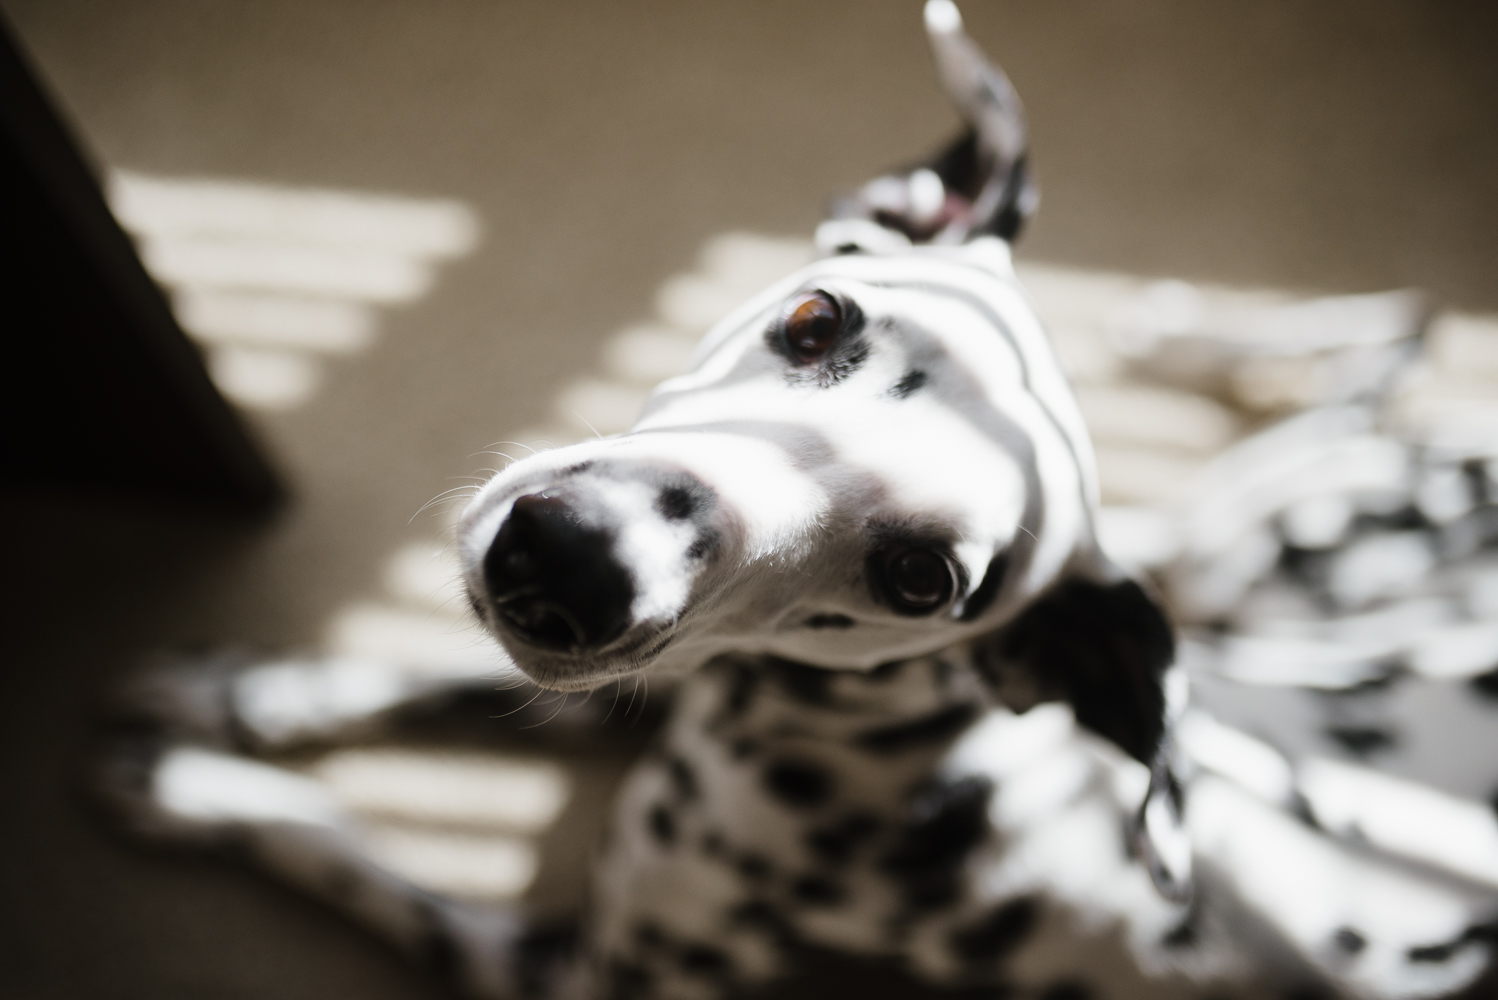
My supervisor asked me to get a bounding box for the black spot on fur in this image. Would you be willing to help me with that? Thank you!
[1334,927,1367,954]
[854,703,980,754]
[1362,505,1427,533]
[767,658,835,705]
[949,898,1038,966]
[1289,791,1322,829]
[891,369,928,398]
[656,486,698,520]
[686,529,720,560]
[805,613,855,629]
[792,875,846,906]
[1441,506,1498,555]
[1325,726,1396,757]
[731,738,760,759]
[1277,545,1332,590]
[701,831,726,856]
[724,664,758,716]
[1472,667,1498,700]
[1409,940,1461,963]
[1406,922,1498,964]
[764,760,835,809]
[1039,982,1094,1000]
[668,757,698,800]
[881,776,993,911]
[806,812,881,865]
[649,804,676,845]
[1462,458,1490,504]
[679,944,732,977]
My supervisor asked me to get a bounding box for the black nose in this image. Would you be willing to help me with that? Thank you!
[482,493,635,651]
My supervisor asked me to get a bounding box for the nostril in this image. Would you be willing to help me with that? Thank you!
[496,598,586,651]
[482,492,634,652]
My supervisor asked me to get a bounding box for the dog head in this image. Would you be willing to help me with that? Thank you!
[459,0,1186,899]
[461,236,1103,682]
[457,0,1176,782]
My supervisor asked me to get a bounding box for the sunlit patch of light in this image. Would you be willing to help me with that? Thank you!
[323,602,498,674]
[234,657,414,745]
[109,170,479,411]
[318,748,568,901]
[149,743,570,901]
[206,344,322,410]
[312,749,569,831]
[383,541,470,611]
[360,825,538,900]
[155,746,341,827]
[175,289,374,352]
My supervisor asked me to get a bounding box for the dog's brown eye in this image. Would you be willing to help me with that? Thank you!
[784,291,842,363]
[870,546,954,615]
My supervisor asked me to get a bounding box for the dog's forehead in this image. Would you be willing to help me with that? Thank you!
[631,240,1095,598]
[660,241,1091,496]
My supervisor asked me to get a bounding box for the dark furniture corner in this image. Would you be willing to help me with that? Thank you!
[0,11,281,511]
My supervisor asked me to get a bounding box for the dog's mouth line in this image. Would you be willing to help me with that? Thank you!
[501,624,681,691]
[526,667,644,693]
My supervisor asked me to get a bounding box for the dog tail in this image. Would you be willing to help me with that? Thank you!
[821,0,1038,250]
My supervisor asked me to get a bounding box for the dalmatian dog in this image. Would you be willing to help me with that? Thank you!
[449,4,1498,997]
[99,4,1498,999]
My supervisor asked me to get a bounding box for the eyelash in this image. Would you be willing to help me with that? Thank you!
[790,340,870,388]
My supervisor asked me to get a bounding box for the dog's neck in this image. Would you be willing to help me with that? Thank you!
[674,649,992,760]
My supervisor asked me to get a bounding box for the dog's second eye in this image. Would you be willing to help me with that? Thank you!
[784,291,841,363]
[871,546,954,615]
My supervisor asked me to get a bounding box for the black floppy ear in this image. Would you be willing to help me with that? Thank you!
[975,571,1191,902]
[980,576,1172,763]
[820,0,1038,250]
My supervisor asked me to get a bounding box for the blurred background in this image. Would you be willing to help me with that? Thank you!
[3,2,1498,998]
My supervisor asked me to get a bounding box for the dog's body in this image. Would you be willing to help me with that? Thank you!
[577,651,1199,1000]
[100,5,1498,999]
